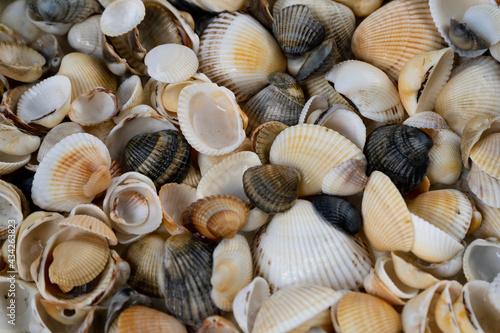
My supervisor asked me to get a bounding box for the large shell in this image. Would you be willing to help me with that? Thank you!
[462,238,500,282]
[159,233,219,326]
[198,12,286,102]
[27,0,100,23]
[253,200,372,291]
[37,123,84,163]
[351,0,446,82]
[269,124,365,196]
[364,124,433,195]
[312,194,362,235]
[325,60,405,123]
[0,42,45,82]
[32,133,112,212]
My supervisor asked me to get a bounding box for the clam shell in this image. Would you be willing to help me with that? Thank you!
[233,277,270,333]
[159,233,219,326]
[312,194,362,235]
[253,200,372,291]
[116,75,144,117]
[159,183,196,235]
[198,11,286,102]
[27,0,101,23]
[252,284,341,333]
[68,203,111,227]
[182,164,202,189]
[473,195,500,240]
[69,87,118,126]
[398,48,454,116]
[298,95,328,124]
[299,74,353,109]
[211,235,253,311]
[0,153,31,176]
[363,268,406,306]
[352,0,446,82]
[322,158,368,197]
[0,179,24,233]
[462,237,500,282]
[26,9,73,35]
[427,129,462,185]
[468,162,500,209]
[250,121,288,164]
[32,133,112,212]
[0,120,40,156]
[269,124,365,196]
[1,1,42,43]
[373,257,419,301]
[145,44,199,84]
[0,42,45,82]
[67,15,104,58]
[38,123,84,164]
[461,114,500,169]
[181,194,249,240]
[59,214,117,245]
[391,251,440,290]
[470,133,500,179]
[403,111,450,132]
[362,171,413,252]
[104,287,153,333]
[177,82,247,156]
[243,164,300,214]
[110,305,187,333]
[335,0,383,17]
[435,56,500,136]
[197,138,252,177]
[38,299,91,326]
[100,0,145,37]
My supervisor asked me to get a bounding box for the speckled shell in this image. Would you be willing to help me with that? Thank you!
[312,194,362,235]
[243,164,300,214]
[159,233,219,326]
[364,124,433,195]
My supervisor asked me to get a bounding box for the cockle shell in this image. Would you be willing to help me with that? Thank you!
[197,138,252,177]
[489,272,500,313]
[27,0,101,23]
[470,133,500,179]
[100,0,145,37]
[0,42,45,82]
[461,114,500,169]
[233,277,270,333]
[321,158,368,197]
[1,1,42,43]
[298,95,328,124]
[67,15,103,58]
[37,123,83,163]
[335,0,383,17]
[426,128,462,185]
[462,237,500,282]
[109,305,187,333]
[59,214,117,245]
[391,251,440,290]
[68,203,111,227]
[69,87,118,126]
[468,162,500,209]
[32,133,112,212]
[312,194,362,235]
[159,183,196,235]
[115,75,144,120]
[250,121,288,165]
[473,195,500,240]
[104,287,153,333]
[0,180,25,233]
[0,119,40,156]
[299,74,353,109]
[145,44,198,84]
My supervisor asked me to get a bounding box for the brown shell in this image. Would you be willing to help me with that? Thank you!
[59,215,118,246]
[250,121,288,164]
[110,306,187,333]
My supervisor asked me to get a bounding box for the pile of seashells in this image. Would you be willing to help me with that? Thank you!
[1,0,500,332]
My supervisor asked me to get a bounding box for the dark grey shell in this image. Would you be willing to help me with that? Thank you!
[312,194,362,235]
[137,3,183,53]
[30,34,64,77]
[364,124,433,195]
[27,0,101,23]
[296,38,339,82]
[105,288,152,333]
[449,19,490,51]
[125,129,191,188]
[273,5,326,56]
[243,72,305,135]
[159,233,219,326]
[243,164,300,214]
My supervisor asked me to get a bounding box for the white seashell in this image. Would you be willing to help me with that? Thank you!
[427,129,462,185]
[491,40,500,62]
[488,272,500,313]
[298,95,328,124]
[463,237,500,282]
[25,9,73,35]
[159,183,196,235]
[177,82,247,156]
[240,207,270,232]
[69,88,118,126]
[145,44,199,84]
[233,277,270,333]
[68,15,104,58]
[69,204,111,227]
[197,138,252,176]
[0,1,42,43]
[0,179,24,233]
[468,162,500,209]
[17,75,71,128]
[100,0,145,37]
[470,132,500,179]
[253,200,372,291]
[374,257,419,300]
[37,123,84,163]
[391,252,440,290]
[414,245,465,279]
[455,4,500,51]
[0,120,40,156]
[115,75,144,117]
[299,74,355,110]
[403,111,450,132]
[0,153,31,176]
[325,60,405,123]
[322,158,368,196]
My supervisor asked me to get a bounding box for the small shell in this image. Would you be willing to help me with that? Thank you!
[0,42,45,82]
[322,158,368,196]
[0,276,33,332]
[402,111,450,132]
[462,238,500,282]
[26,9,73,35]
[69,88,118,126]
[67,15,104,58]
[250,121,288,164]
[100,0,145,37]
[145,44,199,84]
[243,164,300,214]
[110,305,187,333]
[196,316,239,333]
[197,138,252,177]
[233,277,270,333]
[313,194,362,235]
[298,95,328,124]
[68,203,111,227]
[489,272,500,313]
[59,214,118,245]
[181,194,249,240]
[334,0,383,17]
[0,120,40,156]
[299,74,353,109]
[159,183,197,235]
[468,162,500,209]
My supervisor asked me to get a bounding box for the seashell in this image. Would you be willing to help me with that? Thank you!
[102,34,136,76]
[176,0,248,13]
[0,42,46,82]
[253,284,340,333]
[115,75,144,119]
[403,111,450,133]
[364,124,433,195]
[104,287,153,333]
[57,52,117,102]
[449,18,489,52]
[334,0,383,17]
[269,124,365,196]
[38,299,91,326]
[410,213,465,263]
[470,133,500,179]
[211,235,253,311]
[243,164,300,214]
[294,38,340,82]
[182,194,249,240]
[32,133,111,212]
[326,60,405,123]
[253,200,372,291]
[100,0,145,37]
[233,277,270,333]
[352,0,446,82]
[374,257,420,301]
[59,214,118,245]
[30,33,64,77]
[159,233,219,326]
[425,128,463,185]
[182,164,202,188]
[312,194,362,235]
[145,44,199,84]
[0,180,27,231]
[468,162,500,209]
[27,0,101,23]
[103,172,163,242]
[159,183,197,235]
[250,121,288,164]
[321,158,368,196]
[69,87,118,126]
[491,39,500,63]
[413,245,465,279]
[68,203,111,227]
[391,251,440,290]
[336,292,402,333]
[123,234,164,297]
[67,15,103,58]
[398,48,454,116]
[473,195,500,240]
[299,74,353,109]
[0,153,30,176]
[0,120,40,156]
[243,72,304,135]
[198,11,286,102]
[489,272,500,313]
[0,1,42,43]
[26,8,73,36]
[177,82,247,156]
[461,114,500,169]
[109,305,187,333]
[272,5,325,56]
[298,95,328,124]
[462,237,500,282]
[124,129,191,188]
[197,316,239,333]
[197,138,252,177]
[0,276,34,332]
[435,56,500,136]
[362,171,413,252]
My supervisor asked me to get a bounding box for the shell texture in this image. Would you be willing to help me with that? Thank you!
[27,0,101,23]
[0,42,45,82]
[111,306,187,333]
[250,121,288,164]
[312,194,362,235]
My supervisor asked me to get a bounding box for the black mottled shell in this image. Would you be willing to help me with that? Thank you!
[449,19,490,51]
[243,164,300,214]
[27,0,100,23]
[160,234,219,326]
[125,129,191,188]
[312,194,362,235]
[364,124,433,195]
[296,38,339,82]
[273,5,326,56]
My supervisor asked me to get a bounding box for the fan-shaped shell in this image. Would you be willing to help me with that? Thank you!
[321,158,368,197]
[27,0,100,23]
[69,87,118,126]
[426,128,462,185]
[473,195,500,240]
[100,0,145,37]
[145,44,198,84]
[391,251,440,290]
[468,162,500,209]
[233,277,270,333]
[0,42,45,82]
[68,15,103,58]
[470,133,500,179]
[58,214,117,246]
[250,121,288,164]
[37,122,84,163]
[461,114,500,169]
[159,183,197,235]
[109,306,187,333]
[0,120,40,156]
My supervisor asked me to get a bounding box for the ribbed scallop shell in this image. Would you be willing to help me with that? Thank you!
[243,164,300,214]
[426,129,462,185]
[32,133,112,212]
[468,162,500,209]
[211,235,253,311]
[110,306,187,333]
[362,171,413,252]
[435,56,500,136]
[159,233,219,326]
[197,138,252,177]
[298,95,329,124]
[182,194,249,240]
[470,133,500,179]
[100,0,145,37]
[116,75,144,116]
[337,292,402,333]
[325,60,405,123]
[250,121,288,164]
[145,44,198,84]
[312,194,362,235]
[124,234,164,297]
[59,214,118,245]
[269,124,365,196]
[461,114,500,169]
[473,195,500,240]
[402,111,450,132]
[159,183,196,235]
[252,284,340,333]
[352,0,446,82]
[462,238,500,282]
[38,123,84,164]
[68,203,111,227]
[0,42,45,82]
[253,200,372,291]
[198,12,286,102]
[27,0,100,23]
[68,15,103,58]
[398,48,454,116]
